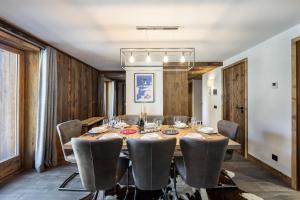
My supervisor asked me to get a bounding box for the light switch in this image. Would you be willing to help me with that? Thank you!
[272,82,278,89]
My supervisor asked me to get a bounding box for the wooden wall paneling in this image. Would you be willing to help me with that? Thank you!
[99,74,105,116]
[163,70,189,116]
[297,40,300,189]
[56,51,102,162]
[24,51,39,169]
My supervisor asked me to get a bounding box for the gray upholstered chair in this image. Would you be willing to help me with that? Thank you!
[127,138,176,200]
[217,120,239,161]
[57,119,85,191]
[72,138,129,200]
[162,115,174,125]
[174,137,228,200]
[118,115,139,125]
[146,115,164,123]
[163,115,190,125]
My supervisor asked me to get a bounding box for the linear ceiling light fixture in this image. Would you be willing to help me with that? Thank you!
[136,26,180,30]
[120,48,195,71]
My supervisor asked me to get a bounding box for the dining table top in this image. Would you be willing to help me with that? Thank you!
[63,125,241,150]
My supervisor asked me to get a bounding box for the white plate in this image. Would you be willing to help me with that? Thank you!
[174,123,188,129]
[88,126,108,134]
[114,123,130,129]
[197,127,216,134]
[140,133,162,140]
[98,133,122,140]
[184,133,206,140]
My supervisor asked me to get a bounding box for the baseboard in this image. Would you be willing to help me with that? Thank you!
[0,169,24,184]
[247,154,291,186]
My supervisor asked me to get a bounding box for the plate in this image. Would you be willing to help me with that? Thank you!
[114,123,130,129]
[162,129,179,135]
[88,126,108,134]
[174,124,188,129]
[120,129,137,135]
[197,127,216,134]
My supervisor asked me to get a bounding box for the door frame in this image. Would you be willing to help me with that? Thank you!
[222,58,248,158]
[291,36,300,190]
[0,43,25,180]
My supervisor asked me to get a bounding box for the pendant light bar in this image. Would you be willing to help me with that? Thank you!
[120,48,195,71]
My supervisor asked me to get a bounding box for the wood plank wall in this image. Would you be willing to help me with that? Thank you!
[56,51,103,161]
[163,70,189,116]
[24,51,39,169]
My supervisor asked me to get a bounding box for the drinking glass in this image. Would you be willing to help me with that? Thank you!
[191,117,196,130]
[155,120,161,129]
[103,119,108,128]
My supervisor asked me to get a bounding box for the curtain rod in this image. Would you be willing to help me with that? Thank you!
[0,27,45,49]
[0,20,46,49]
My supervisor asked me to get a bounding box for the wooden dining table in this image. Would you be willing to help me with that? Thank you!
[63,125,241,151]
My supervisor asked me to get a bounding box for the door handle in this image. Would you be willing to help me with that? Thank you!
[236,106,244,113]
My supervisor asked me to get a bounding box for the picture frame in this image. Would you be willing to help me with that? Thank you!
[134,73,154,103]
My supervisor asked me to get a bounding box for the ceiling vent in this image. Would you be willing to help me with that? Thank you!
[136,26,180,30]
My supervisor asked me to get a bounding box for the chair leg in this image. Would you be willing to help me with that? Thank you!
[134,187,138,200]
[173,163,178,200]
[92,191,99,200]
[200,188,209,200]
[58,172,87,192]
[163,187,168,200]
[124,168,130,200]
[216,169,238,189]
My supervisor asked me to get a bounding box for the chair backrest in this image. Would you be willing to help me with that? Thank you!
[57,120,82,160]
[180,137,228,188]
[72,138,123,191]
[127,138,176,190]
[163,115,190,125]
[217,120,239,140]
[146,115,164,123]
[118,115,139,125]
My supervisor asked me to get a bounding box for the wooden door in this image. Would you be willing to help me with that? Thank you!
[163,70,189,116]
[296,40,300,189]
[0,43,24,179]
[223,60,247,156]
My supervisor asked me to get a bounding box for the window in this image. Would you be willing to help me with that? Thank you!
[0,44,24,179]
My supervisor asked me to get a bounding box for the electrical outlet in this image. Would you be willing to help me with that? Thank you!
[272,154,278,162]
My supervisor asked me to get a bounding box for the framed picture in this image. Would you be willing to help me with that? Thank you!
[134,73,154,103]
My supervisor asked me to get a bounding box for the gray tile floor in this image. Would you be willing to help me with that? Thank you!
[0,153,300,200]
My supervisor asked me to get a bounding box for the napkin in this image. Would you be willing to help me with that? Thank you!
[140,133,162,140]
[184,133,205,140]
[98,133,122,140]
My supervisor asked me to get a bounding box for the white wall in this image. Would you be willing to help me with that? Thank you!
[192,79,203,121]
[202,69,222,130]
[202,23,300,177]
[126,67,163,115]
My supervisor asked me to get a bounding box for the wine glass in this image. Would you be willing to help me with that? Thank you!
[191,117,196,130]
[155,120,159,129]
[103,119,108,128]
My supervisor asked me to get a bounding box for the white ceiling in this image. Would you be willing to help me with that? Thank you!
[1,0,300,70]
